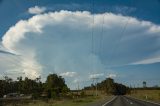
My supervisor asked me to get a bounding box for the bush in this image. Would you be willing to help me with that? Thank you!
[32,93,40,99]
[80,91,86,97]
[51,91,57,98]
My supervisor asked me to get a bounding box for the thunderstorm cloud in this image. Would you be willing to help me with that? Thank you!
[1,10,160,88]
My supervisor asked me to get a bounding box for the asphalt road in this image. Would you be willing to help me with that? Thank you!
[103,96,160,106]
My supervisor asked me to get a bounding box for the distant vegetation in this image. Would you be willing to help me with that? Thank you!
[0,76,130,99]
[1,74,160,105]
[0,74,114,106]
[1,74,160,99]
[0,74,69,99]
[84,78,130,95]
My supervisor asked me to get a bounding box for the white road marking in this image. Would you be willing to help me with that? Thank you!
[126,96,160,106]
[130,102,133,104]
[123,96,134,105]
[102,96,117,106]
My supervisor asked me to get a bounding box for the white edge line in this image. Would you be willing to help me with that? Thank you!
[122,96,134,105]
[102,96,117,106]
[126,96,160,106]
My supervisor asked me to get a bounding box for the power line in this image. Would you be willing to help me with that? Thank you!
[91,0,95,54]
[99,5,106,57]
[107,0,134,68]
[99,15,105,56]
[91,77,99,96]
[89,0,96,76]
[107,16,131,68]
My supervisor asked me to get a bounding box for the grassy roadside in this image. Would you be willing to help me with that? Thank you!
[17,95,113,106]
[27,96,111,106]
[3,90,114,106]
[129,90,160,103]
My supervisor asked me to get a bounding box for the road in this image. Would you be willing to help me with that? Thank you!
[102,96,160,106]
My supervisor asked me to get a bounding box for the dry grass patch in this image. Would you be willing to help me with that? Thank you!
[130,90,160,103]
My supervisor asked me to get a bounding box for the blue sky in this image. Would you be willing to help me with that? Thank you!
[1,0,160,37]
[0,0,160,89]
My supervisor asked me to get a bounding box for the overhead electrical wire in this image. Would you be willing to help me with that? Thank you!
[90,0,95,76]
[99,11,105,56]
[98,3,107,78]
[107,0,135,68]
[91,0,95,54]
[108,17,131,67]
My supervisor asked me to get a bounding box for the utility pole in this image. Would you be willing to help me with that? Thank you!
[91,77,99,96]
[134,84,136,94]
[92,78,94,95]
[95,78,99,96]
[78,81,80,91]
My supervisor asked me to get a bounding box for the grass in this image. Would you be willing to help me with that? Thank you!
[4,95,111,106]
[3,90,113,106]
[23,96,104,106]
[130,89,160,103]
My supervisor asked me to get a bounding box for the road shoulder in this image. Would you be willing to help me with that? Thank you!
[125,95,160,106]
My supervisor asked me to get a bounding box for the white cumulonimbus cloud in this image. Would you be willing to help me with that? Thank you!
[28,6,46,14]
[60,72,77,77]
[89,73,104,79]
[107,74,117,78]
[1,10,160,85]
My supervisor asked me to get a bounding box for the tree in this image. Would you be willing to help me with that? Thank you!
[17,76,23,93]
[0,73,69,99]
[143,81,147,88]
[107,78,116,94]
[45,74,69,98]
[84,78,130,95]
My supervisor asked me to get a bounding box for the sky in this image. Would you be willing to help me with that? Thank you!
[0,0,160,89]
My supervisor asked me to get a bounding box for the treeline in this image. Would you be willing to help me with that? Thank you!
[131,87,160,90]
[0,74,69,98]
[84,78,130,95]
